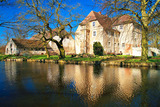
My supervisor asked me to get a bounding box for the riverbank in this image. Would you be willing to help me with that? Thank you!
[1,54,160,67]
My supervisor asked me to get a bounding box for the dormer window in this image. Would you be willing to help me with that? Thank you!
[92,22,95,27]
[120,25,123,29]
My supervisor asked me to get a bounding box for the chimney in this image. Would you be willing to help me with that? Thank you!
[98,11,101,15]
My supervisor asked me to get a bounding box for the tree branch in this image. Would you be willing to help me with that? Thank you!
[149,0,160,18]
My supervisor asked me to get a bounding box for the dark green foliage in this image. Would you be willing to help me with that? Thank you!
[93,42,104,56]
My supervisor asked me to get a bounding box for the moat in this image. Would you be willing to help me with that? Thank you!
[0,61,160,106]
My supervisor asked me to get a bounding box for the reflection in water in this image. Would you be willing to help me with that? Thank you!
[5,61,17,83]
[1,62,160,106]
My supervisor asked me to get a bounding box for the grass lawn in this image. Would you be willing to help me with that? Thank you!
[64,57,102,61]
[30,55,59,60]
[0,54,160,63]
[123,56,160,63]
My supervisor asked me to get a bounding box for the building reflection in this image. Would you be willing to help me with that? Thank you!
[115,68,141,102]
[5,61,17,84]
[46,64,142,105]
[4,62,160,106]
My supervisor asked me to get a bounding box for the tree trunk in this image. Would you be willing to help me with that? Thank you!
[141,0,149,61]
[141,26,148,61]
[44,46,50,58]
[56,42,65,59]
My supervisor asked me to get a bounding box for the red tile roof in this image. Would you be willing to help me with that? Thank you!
[80,11,119,32]
[80,11,136,32]
[112,15,134,26]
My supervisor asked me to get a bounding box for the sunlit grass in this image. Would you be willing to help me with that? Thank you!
[64,57,102,61]
[0,54,160,63]
[124,59,160,63]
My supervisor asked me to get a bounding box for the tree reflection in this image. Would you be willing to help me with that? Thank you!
[141,67,149,107]
[3,62,160,106]
[93,65,102,76]
[58,64,65,89]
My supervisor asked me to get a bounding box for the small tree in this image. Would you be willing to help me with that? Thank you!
[93,42,104,56]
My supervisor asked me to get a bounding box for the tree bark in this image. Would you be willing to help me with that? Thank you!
[56,42,65,59]
[141,26,148,61]
[141,1,149,61]
[44,45,50,58]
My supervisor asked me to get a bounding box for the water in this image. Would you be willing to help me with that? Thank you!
[0,61,160,107]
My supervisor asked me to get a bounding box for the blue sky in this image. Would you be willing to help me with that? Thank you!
[0,0,101,45]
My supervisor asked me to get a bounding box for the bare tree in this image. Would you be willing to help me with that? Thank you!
[96,0,160,61]
[0,0,19,28]
[0,0,30,46]
[148,18,160,49]
[1,29,13,43]
[18,0,80,58]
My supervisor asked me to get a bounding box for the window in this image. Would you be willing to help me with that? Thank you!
[108,32,111,37]
[114,33,116,37]
[120,25,123,29]
[114,43,116,47]
[92,22,95,27]
[93,31,96,36]
[122,43,125,48]
[135,38,137,42]
[108,42,111,46]
[10,43,12,48]
[6,48,8,53]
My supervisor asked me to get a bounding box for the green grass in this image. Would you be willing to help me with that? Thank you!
[63,57,102,61]
[0,54,4,60]
[26,55,102,61]
[124,59,160,63]
[30,55,59,60]
[0,54,160,63]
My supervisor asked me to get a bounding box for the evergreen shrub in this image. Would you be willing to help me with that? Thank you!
[93,42,104,56]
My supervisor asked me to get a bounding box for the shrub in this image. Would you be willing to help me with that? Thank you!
[93,42,104,56]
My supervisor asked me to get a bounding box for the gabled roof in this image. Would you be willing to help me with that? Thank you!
[12,38,51,49]
[80,11,119,32]
[112,15,135,26]
[30,28,73,40]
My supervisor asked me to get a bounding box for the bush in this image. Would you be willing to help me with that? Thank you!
[93,42,104,56]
